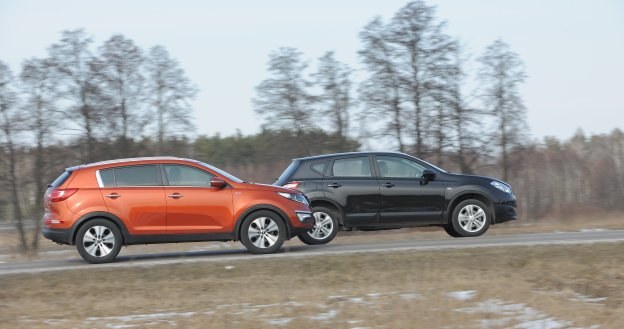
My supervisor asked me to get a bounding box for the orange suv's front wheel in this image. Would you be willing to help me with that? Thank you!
[240,210,286,254]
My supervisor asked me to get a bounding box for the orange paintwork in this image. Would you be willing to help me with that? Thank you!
[43,157,313,242]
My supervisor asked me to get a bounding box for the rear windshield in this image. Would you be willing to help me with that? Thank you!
[49,170,72,188]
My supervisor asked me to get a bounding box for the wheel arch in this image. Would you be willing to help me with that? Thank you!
[70,212,129,245]
[309,198,344,225]
[446,192,495,225]
[234,204,292,240]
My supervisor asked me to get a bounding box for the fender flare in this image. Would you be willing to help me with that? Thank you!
[445,191,496,225]
[69,211,130,245]
[308,197,345,225]
[233,204,293,240]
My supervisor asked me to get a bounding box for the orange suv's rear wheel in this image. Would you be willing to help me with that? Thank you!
[76,219,122,263]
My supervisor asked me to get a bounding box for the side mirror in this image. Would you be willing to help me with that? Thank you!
[210,177,226,189]
[420,170,437,185]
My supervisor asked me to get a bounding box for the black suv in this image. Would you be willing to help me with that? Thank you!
[275,152,517,245]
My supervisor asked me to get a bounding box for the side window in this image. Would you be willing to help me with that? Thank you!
[98,169,115,187]
[310,161,327,175]
[376,156,426,178]
[164,165,214,187]
[114,165,161,186]
[331,157,372,177]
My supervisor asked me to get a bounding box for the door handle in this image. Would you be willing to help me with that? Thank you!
[327,183,342,188]
[105,193,121,199]
[382,182,395,188]
[168,193,183,199]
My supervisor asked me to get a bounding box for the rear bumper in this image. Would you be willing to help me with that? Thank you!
[42,227,72,245]
[493,204,518,224]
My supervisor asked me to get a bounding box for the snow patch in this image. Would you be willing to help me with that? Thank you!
[447,290,476,301]
[457,299,572,329]
[267,317,293,326]
[310,309,338,321]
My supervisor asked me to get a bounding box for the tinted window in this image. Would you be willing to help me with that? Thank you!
[114,165,161,186]
[164,165,213,186]
[376,156,426,178]
[98,169,115,187]
[311,162,327,175]
[50,170,72,188]
[332,157,371,177]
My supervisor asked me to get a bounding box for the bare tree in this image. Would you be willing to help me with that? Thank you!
[0,61,28,251]
[313,51,354,139]
[253,47,315,135]
[95,34,145,154]
[358,2,456,156]
[20,57,62,249]
[388,0,457,157]
[145,46,197,153]
[477,39,528,181]
[48,29,102,162]
[444,44,484,173]
[359,17,407,152]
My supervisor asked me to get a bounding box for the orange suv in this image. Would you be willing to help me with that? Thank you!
[42,157,314,263]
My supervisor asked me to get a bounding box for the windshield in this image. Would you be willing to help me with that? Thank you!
[198,162,244,183]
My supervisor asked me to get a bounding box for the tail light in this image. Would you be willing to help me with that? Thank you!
[49,188,79,202]
[282,181,301,190]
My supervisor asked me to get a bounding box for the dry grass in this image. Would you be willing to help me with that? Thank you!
[1,243,623,328]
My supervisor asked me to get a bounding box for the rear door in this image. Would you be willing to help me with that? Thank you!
[375,155,445,226]
[162,164,233,234]
[99,165,167,235]
[322,156,380,227]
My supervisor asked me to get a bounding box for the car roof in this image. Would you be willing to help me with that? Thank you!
[73,157,200,170]
[294,151,410,162]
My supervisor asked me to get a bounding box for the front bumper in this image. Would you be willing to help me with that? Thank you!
[493,204,518,224]
[42,227,72,245]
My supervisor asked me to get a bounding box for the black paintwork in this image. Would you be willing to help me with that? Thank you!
[275,151,518,230]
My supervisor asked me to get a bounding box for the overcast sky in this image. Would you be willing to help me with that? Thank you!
[1,0,623,142]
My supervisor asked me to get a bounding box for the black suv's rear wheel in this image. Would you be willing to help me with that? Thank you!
[76,219,122,264]
[298,206,339,245]
[240,210,286,254]
[448,199,491,237]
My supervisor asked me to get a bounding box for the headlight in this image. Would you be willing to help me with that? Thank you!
[490,181,512,193]
[277,192,309,205]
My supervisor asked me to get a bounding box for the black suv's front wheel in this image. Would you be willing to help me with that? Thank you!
[446,199,491,237]
[298,206,339,245]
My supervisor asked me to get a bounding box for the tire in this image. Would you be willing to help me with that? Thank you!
[450,199,491,237]
[298,206,339,245]
[442,224,462,238]
[240,210,286,254]
[76,219,123,264]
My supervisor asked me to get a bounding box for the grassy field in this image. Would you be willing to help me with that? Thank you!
[1,242,623,328]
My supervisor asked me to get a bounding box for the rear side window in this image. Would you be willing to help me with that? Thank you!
[310,162,327,175]
[98,169,115,187]
[331,157,372,177]
[49,170,72,188]
[107,165,161,187]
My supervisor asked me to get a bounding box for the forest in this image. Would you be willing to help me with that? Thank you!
[1,1,623,251]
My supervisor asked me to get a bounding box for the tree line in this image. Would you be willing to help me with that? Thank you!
[1,1,623,252]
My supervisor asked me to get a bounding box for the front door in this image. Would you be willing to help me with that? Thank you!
[375,155,445,226]
[322,156,380,227]
[162,164,233,234]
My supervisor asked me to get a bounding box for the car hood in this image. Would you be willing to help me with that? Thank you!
[241,182,300,194]
[446,173,511,187]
